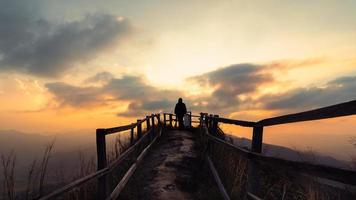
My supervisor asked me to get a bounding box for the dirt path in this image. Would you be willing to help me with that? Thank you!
[119,129,222,200]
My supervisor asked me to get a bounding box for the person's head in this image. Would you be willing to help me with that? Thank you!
[178,98,183,103]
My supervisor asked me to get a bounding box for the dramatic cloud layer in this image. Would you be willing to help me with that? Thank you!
[46,63,275,116]
[45,82,102,107]
[0,0,131,77]
[188,63,274,113]
[264,75,356,111]
[46,73,184,116]
[45,63,356,118]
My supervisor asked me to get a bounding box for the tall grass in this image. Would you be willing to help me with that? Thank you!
[1,140,56,200]
[25,159,37,200]
[349,136,356,169]
[1,151,16,200]
[107,134,130,165]
[38,141,55,197]
[77,151,95,178]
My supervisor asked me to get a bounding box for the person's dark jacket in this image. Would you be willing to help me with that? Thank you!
[174,102,187,117]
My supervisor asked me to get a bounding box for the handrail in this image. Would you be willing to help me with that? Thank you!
[102,124,136,135]
[216,117,255,127]
[257,100,356,127]
[98,115,156,135]
[207,100,356,128]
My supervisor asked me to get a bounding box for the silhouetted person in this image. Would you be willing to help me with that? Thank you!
[174,98,187,129]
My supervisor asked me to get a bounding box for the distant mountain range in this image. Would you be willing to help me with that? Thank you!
[0,129,98,189]
[0,129,96,166]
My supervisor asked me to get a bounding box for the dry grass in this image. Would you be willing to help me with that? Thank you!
[348,136,356,169]
[38,141,55,197]
[1,151,16,200]
[77,151,96,179]
[229,155,247,198]
[25,159,37,200]
[107,134,131,165]
[1,140,56,200]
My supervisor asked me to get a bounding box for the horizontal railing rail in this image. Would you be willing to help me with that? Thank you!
[216,117,255,127]
[257,100,356,127]
[102,123,137,135]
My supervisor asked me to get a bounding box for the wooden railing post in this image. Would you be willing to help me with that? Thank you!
[189,111,192,127]
[157,114,161,125]
[199,113,204,127]
[212,115,219,135]
[146,116,150,131]
[96,128,107,199]
[164,114,167,126]
[199,113,205,144]
[248,125,264,198]
[130,125,134,145]
[204,113,209,127]
[151,114,155,139]
[169,114,173,127]
[96,129,107,170]
[251,126,263,153]
[209,114,214,130]
[137,120,142,139]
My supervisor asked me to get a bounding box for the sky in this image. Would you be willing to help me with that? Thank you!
[0,0,356,158]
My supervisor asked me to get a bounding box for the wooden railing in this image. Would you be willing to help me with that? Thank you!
[37,100,356,200]
[200,100,356,199]
[39,112,198,200]
[161,111,198,128]
[39,114,164,200]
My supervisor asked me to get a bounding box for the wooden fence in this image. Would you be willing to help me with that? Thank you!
[37,100,356,200]
[38,112,198,200]
[39,114,165,200]
[200,100,356,199]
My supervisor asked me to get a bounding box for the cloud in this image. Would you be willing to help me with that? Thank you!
[83,71,115,85]
[45,63,356,118]
[263,75,356,111]
[46,82,102,107]
[0,0,131,77]
[188,63,274,113]
[265,58,325,70]
[46,73,184,116]
[120,99,177,117]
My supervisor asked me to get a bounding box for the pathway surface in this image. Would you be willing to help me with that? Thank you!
[119,129,222,200]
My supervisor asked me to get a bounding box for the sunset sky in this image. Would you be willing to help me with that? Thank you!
[0,0,355,158]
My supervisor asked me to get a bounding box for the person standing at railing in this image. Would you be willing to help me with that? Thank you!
[174,98,187,129]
